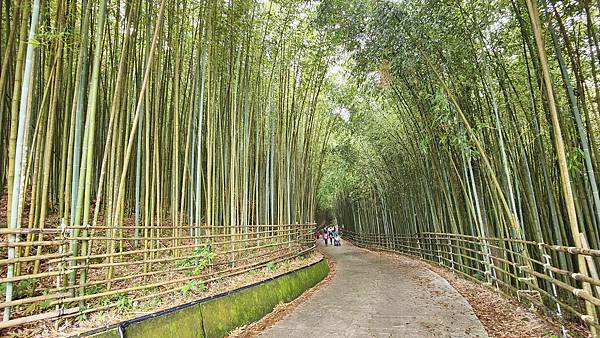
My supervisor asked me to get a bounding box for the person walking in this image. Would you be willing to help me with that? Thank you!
[332,228,341,246]
[323,230,329,246]
[331,228,338,246]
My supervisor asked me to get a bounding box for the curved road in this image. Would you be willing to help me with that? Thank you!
[260,242,487,337]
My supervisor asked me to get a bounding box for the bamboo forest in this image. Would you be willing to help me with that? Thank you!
[2,0,600,337]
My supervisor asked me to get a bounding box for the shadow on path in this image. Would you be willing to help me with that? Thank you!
[260,241,488,337]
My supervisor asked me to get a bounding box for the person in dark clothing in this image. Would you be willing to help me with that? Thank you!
[328,226,334,245]
[334,231,341,246]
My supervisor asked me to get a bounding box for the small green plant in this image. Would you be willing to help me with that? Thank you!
[115,293,133,311]
[75,313,88,322]
[98,297,112,307]
[186,266,205,277]
[142,297,161,310]
[177,243,216,274]
[176,258,195,268]
[181,281,198,296]
[84,284,104,296]
[39,299,52,310]
[266,261,277,271]
[4,280,40,300]
[24,303,39,316]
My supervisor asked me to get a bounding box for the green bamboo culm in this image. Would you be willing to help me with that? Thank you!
[316,0,600,335]
[0,0,332,328]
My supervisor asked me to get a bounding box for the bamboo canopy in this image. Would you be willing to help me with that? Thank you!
[315,0,600,335]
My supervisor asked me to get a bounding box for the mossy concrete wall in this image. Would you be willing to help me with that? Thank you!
[83,259,329,338]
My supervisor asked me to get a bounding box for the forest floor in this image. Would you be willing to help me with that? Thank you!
[3,252,322,337]
[1,191,323,337]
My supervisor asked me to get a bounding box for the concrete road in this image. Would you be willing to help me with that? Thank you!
[260,241,488,338]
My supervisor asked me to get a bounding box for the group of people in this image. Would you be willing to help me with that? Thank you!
[316,226,341,246]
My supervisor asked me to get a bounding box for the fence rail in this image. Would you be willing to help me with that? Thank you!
[344,230,600,334]
[0,223,316,329]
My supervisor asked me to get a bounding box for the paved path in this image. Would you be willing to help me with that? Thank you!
[260,242,487,337]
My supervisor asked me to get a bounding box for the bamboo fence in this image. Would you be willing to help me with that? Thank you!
[0,222,316,329]
[344,229,600,335]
